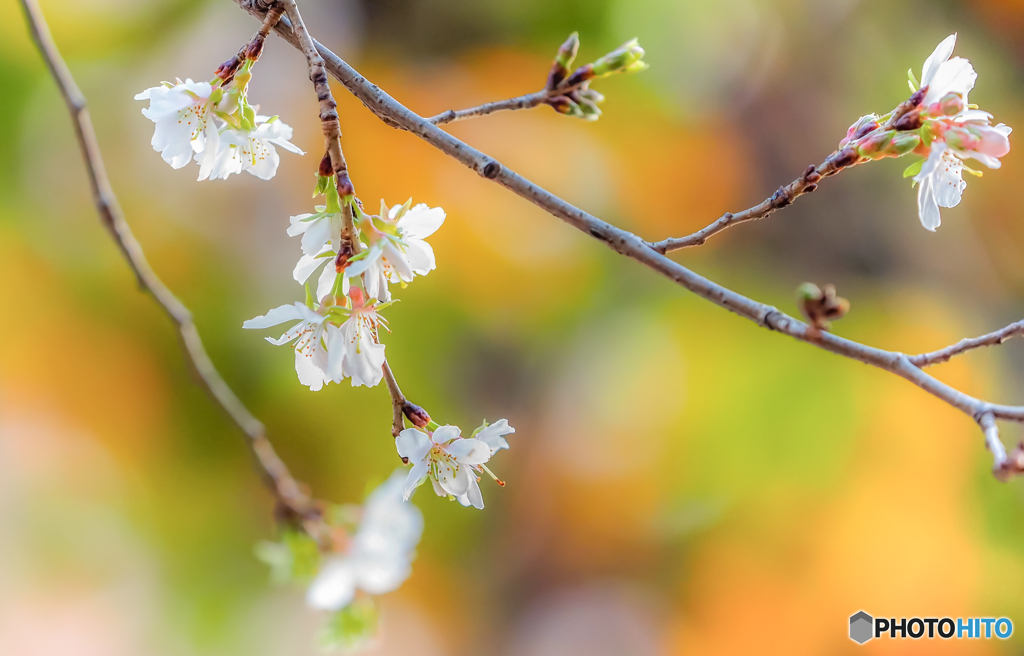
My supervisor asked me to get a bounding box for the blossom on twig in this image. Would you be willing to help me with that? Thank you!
[396,420,514,510]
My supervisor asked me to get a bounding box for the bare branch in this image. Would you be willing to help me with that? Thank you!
[20,0,321,523]
[909,320,1024,368]
[237,2,1024,478]
[980,412,1008,473]
[428,90,548,126]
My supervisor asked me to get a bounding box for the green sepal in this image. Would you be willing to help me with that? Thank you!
[313,174,331,198]
[305,283,316,309]
[902,159,924,179]
[907,68,920,92]
[242,103,257,130]
[426,420,440,431]
[325,179,343,214]
[319,598,378,651]
[254,529,320,584]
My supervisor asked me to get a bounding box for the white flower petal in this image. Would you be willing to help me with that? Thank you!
[396,429,432,463]
[306,557,357,611]
[447,438,491,466]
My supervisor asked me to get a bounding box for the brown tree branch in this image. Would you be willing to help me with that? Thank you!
[237,1,1024,478]
[20,0,321,524]
[428,90,549,126]
[278,0,353,196]
[909,320,1024,368]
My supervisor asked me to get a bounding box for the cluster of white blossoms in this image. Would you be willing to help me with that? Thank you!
[306,470,423,613]
[243,173,445,391]
[136,58,302,181]
[135,33,516,647]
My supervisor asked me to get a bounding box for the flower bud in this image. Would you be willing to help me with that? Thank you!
[797,283,849,332]
[935,92,965,117]
[547,94,584,118]
[839,115,880,148]
[591,38,646,77]
[857,130,891,158]
[893,108,923,131]
[547,32,581,90]
[555,32,580,70]
[887,131,921,156]
[402,402,431,428]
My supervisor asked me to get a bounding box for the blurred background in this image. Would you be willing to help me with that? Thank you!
[2,0,1024,653]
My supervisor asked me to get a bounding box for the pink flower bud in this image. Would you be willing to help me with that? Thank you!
[934,92,965,117]
[839,115,879,148]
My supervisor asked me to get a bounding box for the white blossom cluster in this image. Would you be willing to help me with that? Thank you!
[136,66,302,181]
[135,39,519,637]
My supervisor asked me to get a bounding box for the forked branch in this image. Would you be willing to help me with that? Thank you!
[236,0,1024,478]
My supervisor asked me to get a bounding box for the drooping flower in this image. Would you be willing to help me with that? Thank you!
[326,288,387,388]
[306,469,423,612]
[196,115,304,181]
[913,118,1012,230]
[135,78,216,169]
[919,34,977,107]
[290,204,347,301]
[345,201,446,302]
[243,301,330,391]
[396,420,514,510]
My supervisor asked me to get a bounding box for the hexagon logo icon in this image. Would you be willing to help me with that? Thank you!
[849,611,874,644]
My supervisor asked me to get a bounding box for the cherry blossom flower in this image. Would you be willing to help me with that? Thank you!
[919,34,976,107]
[913,118,1011,231]
[289,205,347,301]
[243,301,330,391]
[196,116,303,181]
[326,289,387,388]
[306,469,423,612]
[135,79,216,169]
[346,201,446,302]
[396,420,514,510]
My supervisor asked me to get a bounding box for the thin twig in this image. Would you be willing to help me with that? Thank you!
[980,412,1008,473]
[909,320,1024,368]
[428,90,548,126]
[238,1,1024,478]
[649,160,842,253]
[649,93,925,253]
[381,361,406,438]
[20,0,319,521]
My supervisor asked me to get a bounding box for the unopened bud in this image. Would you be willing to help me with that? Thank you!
[547,94,584,118]
[591,38,646,77]
[547,32,581,90]
[935,92,965,117]
[797,283,849,332]
[893,108,923,131]
[246,35,266,61]
[214,56,242,82]
[839,115,879,147]
[555,32,580,70]
[908,85,928,107]
[887,131,921,156]
[831,145,861,169]
[403,402,431,428]
[856,130,894,160]
[319,152,334,177]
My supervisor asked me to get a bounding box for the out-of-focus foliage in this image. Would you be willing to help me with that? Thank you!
[2,0,1024,653]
